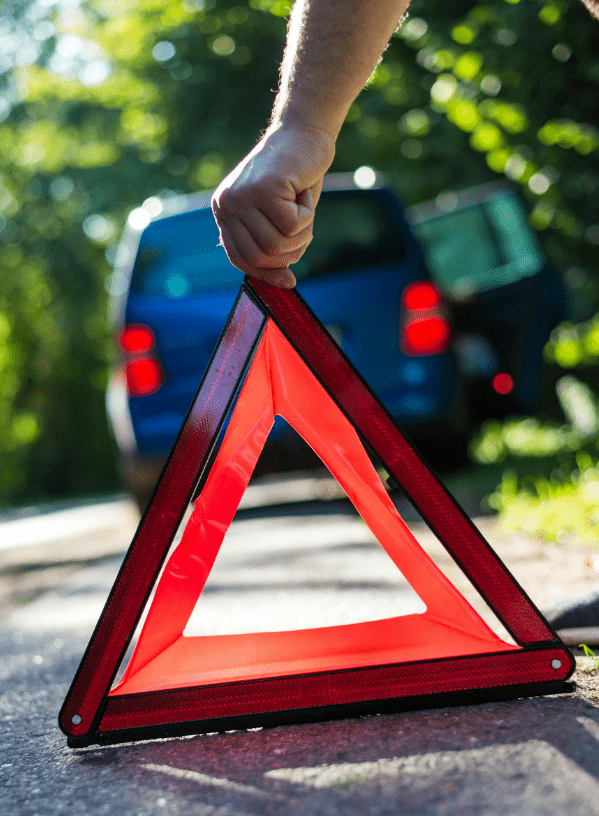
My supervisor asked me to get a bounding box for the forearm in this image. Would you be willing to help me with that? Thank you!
[271,0,411,139]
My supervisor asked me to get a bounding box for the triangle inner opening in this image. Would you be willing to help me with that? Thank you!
[183,418,427,637]
[110,320,518,697]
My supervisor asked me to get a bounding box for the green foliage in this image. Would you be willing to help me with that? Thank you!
[545,315,599,368]
[471,357,599,543]
[383,0,599,299]
[1,0,598,505]
[471,417,582,463]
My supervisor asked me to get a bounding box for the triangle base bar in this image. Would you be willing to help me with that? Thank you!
[68,645,573,747]
[71,680,575,748]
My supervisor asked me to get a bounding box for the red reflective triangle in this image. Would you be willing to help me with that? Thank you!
[111,320,510,696]
[59,281,573,748]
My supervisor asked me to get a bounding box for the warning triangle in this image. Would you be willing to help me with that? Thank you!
[60,280,574,747]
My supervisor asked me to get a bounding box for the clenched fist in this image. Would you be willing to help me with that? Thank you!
[211,123,335,288]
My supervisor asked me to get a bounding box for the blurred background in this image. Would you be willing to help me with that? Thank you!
[1,0,598,544]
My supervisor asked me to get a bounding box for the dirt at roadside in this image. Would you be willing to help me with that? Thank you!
[573,656,599,704]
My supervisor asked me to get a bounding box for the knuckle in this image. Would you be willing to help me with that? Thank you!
[287,235,311,257]
[299,229,313,247]
[281,221,297,238]
[262,236,282,256]
[216,189,230,211]
[216,187,238,215]
[299,212,315,230]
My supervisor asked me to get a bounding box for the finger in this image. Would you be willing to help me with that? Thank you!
[295,185,314,216]
[227,214,309,270]
[241,207,313,257]
[217,219,297,288]
[257,187,316,237]
[280,180,324,236]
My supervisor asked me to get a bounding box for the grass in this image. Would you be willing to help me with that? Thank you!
[470,404,599,545]
[580,645,599,671]
[487,463,599,544]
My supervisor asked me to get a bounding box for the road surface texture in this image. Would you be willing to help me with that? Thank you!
[2,480,599,816]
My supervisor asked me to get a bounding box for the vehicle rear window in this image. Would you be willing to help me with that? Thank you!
[131,210,241,297]
[292,191,407,280]
[411,193,544,298]
[130,191,407,298]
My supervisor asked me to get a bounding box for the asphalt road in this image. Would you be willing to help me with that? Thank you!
[2,479,599,816]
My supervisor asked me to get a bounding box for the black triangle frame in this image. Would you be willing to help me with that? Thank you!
[59,280,574,748]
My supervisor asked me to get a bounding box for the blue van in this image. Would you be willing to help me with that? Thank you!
[107,172,466,509]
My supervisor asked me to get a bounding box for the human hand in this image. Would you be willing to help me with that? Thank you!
[211,123,335,288]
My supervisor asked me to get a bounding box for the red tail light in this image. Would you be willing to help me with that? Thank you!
[119,323,163,396]
[402,282,441,312]
[401,281,450,356]
[125,358,163,396]
[404,317,451,355]
[119,325,155,354]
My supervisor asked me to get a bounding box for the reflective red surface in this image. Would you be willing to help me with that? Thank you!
[100,646,573,734]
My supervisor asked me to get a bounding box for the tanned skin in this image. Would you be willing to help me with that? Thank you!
[212,0,597,288]
[582,0,599,19]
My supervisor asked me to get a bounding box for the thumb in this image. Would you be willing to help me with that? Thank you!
[294,186,316,225]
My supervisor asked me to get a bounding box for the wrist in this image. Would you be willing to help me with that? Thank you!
[268,103,343,143]
[261,118,337,167]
